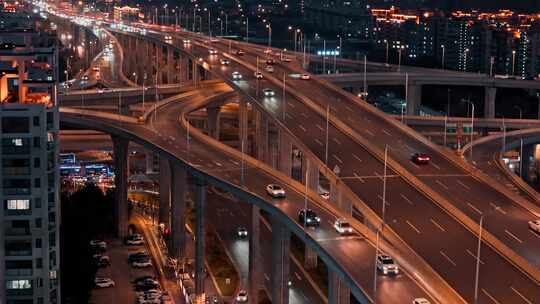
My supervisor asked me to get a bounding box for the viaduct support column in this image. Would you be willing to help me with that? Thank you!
[255,111,269,163]
[167,48,174,84]
[521,144,535,182]
[248,205,261,304]
[145,152,155,174]
[328,272,350,304]
[239,100,249,147]
[206,105,221,140]
[169,162,187,260]
[112,136,129,239]
[302,158,319,269]
[406,84,422,116]
[279,131,293,177]
[484,87,497,118]
[192,60,199,86]
[271,216,290,304]
[194,179,207,297]
[159,156,171,227]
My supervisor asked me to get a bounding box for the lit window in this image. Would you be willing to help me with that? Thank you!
[6,279,31,289]
[7,199,30,210]
[12,138,23,146]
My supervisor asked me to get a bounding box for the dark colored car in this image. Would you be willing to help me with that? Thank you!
[298,209,321,227]
[411,153,431,165]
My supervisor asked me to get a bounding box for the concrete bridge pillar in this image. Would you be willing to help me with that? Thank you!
[156,44,163,84]
[271,216,290,304]
[406,84,422,116]
[136,40,145,85]
[112,136,129,239]
[239,99,249,147]
[179,57,189,82]
[330,183,352,215]
[521,144,535,182]
[305,247,318,270]
[248,205,261,304]
[255,111,269,164]
[169,162,187,260]
[302,158,320,191]
[159,155,171,228]
[145,152,155,174]
[279,131,293,177]
[328,271,350,304]
[194,178,207,297]
[166,48,174,84]
[192,60,199,86]
[206,105,221,140]
[484,87,497,118]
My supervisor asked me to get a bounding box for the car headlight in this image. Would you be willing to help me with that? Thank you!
[306,218,311,222]
[316,218,321,222]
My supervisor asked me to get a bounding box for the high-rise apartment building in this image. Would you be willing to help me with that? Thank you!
[0,11,60,304]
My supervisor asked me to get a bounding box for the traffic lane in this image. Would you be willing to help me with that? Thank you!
[147,95,432,302]
[421,175,540,265]
[346,176,540,303]
[167,32,536,294]
[167,41,540,298]
[206,189,325,304]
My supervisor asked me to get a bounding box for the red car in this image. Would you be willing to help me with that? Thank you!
[412,153,430,165]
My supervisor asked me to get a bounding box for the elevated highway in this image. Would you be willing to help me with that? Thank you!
[59,84,434,304]
[43,5,540,303]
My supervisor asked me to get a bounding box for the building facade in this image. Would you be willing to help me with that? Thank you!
[0,13,61,304]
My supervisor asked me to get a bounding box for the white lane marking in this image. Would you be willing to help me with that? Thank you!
[430,218,446,232]
[365,129,374,136]
[382,129,392,136]
[229,159,240,165]
[333,138,341,145]
[285,113,293,119]
[457,180,470,190]
[510,286,533,304]
[439,250,457,266]
[298,124,307,132]
[352,153,362,162]
[481,288,501,304]
[406,220,421,234]
[264,273,270,281]
[315,139,324,146]
[529,230,540,239]
[435,179,449,190]
[287,102,296,108]
[403,143,414,151]
[374,171,383,181]
[467,202,483,215]
[301,112,308,118]
[489,202,507,215]
[377,195,390,206]
[345,105,353,112]
[295,272,302,281]
[401,194,413,205]
[504,229,524,244]
[333,154,343,164]
[214,161,223,167]
[353,172,365,183]
[466,249,485,265]
[316,124,324,131]
[431,162,441,170]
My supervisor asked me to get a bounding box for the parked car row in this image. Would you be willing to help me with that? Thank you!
[91,239,116,289]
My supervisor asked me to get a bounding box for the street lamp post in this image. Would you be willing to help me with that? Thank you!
[464,99,475,161]
[464,48,469,72]
[266,24,272,48]
[225,13,228,35]
[514,105,523,119]
[322,40,326,73]
[384,40,389,65]
[473,215,484,304]
[512,50,516,76]
[490,56,494,77]
[441,44,445,69]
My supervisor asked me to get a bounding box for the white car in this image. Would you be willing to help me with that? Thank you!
[90,240,107,248]
[237,227,248,238]
[220,59,230,65]
[126,238,144,245]
[94,277,115,288]
[263,88,275,97]
[183,39,191,44]
[265,65,274,73]
[376,254,399,275]
[528,219,540,233]
[334,218,353,235]
[264,49,272,55]
[232,71,242,80]
[254,71,263,79]
[266,184,285,198]
[209,49,218,55]
[300,74,311,80]
[413,298,430,304]
[236,290,248,303]
[132,260,153,268]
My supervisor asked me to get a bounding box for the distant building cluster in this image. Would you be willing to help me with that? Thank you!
[301,2,540,78]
